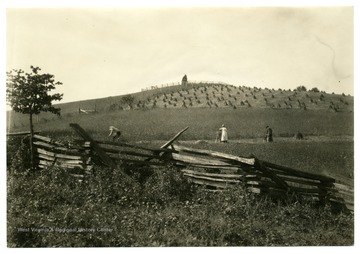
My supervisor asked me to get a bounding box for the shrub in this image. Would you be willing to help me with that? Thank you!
[310,87,320,92]
[142,166,196,204]
[109,103,119,111]
[7,136,33,173]
[296,86,307,92]
[7,164,143,247]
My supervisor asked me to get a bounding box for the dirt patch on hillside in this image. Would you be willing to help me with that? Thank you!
[230,135,354,144]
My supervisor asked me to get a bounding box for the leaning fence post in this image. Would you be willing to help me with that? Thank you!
[160,126,189,149]
[144,126,189,162]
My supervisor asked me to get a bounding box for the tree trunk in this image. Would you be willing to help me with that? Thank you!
[29,112,34,169]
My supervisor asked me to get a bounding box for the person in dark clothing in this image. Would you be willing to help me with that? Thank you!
[181,74,188,85]
[265,125,273,142]
[295,131,304,140]
[215,129,221,143]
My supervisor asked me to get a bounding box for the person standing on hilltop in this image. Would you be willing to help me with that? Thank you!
[109,126,121,141]
[181,74,188,86]
[265,125,273,142]
[219,124,228,143]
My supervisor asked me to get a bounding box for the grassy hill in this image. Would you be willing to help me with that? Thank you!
[7,82,354,140]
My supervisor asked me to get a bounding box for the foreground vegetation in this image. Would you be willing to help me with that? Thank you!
[7,167,354,247]
[7,139,354,247]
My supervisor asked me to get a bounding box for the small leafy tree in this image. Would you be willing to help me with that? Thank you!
[120,95,135,107]
[6,66,63,168]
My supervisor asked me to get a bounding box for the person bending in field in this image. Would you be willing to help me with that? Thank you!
[109,126,121,141]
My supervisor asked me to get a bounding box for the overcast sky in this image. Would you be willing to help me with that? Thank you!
[6,5,354,103]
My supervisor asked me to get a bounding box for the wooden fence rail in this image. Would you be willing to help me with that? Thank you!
[141,80,231,92]
[7,131,41,137]
[33,135,94,179]
[31,123,354,211]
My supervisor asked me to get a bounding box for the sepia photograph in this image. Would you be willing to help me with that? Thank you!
[3,0,357,250]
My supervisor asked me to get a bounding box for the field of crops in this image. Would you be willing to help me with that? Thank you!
[8,106,354,179]
[7,82,354,133]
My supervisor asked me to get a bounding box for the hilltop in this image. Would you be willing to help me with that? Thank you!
[14,81,355,113]
[67,82,353,112]
[139,82,353,111]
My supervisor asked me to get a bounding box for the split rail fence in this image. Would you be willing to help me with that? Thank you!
[31,123,353,211]
[33,135,93,180]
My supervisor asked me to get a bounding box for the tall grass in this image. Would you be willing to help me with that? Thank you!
[7,161,353,247]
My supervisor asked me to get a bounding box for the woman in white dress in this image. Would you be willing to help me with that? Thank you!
[219,124,228,143]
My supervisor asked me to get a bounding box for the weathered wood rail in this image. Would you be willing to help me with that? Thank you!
[32,123,353,211]
[33,134,93,180]
[7,131,41,137]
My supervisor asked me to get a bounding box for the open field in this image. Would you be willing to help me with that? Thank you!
[7,83,354,132]
[7,106,353,180]
[7,108,354,141]
[184,140,353,181]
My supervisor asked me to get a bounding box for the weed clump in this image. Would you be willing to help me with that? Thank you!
[7,136,33,173]
[7,163,354,247]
